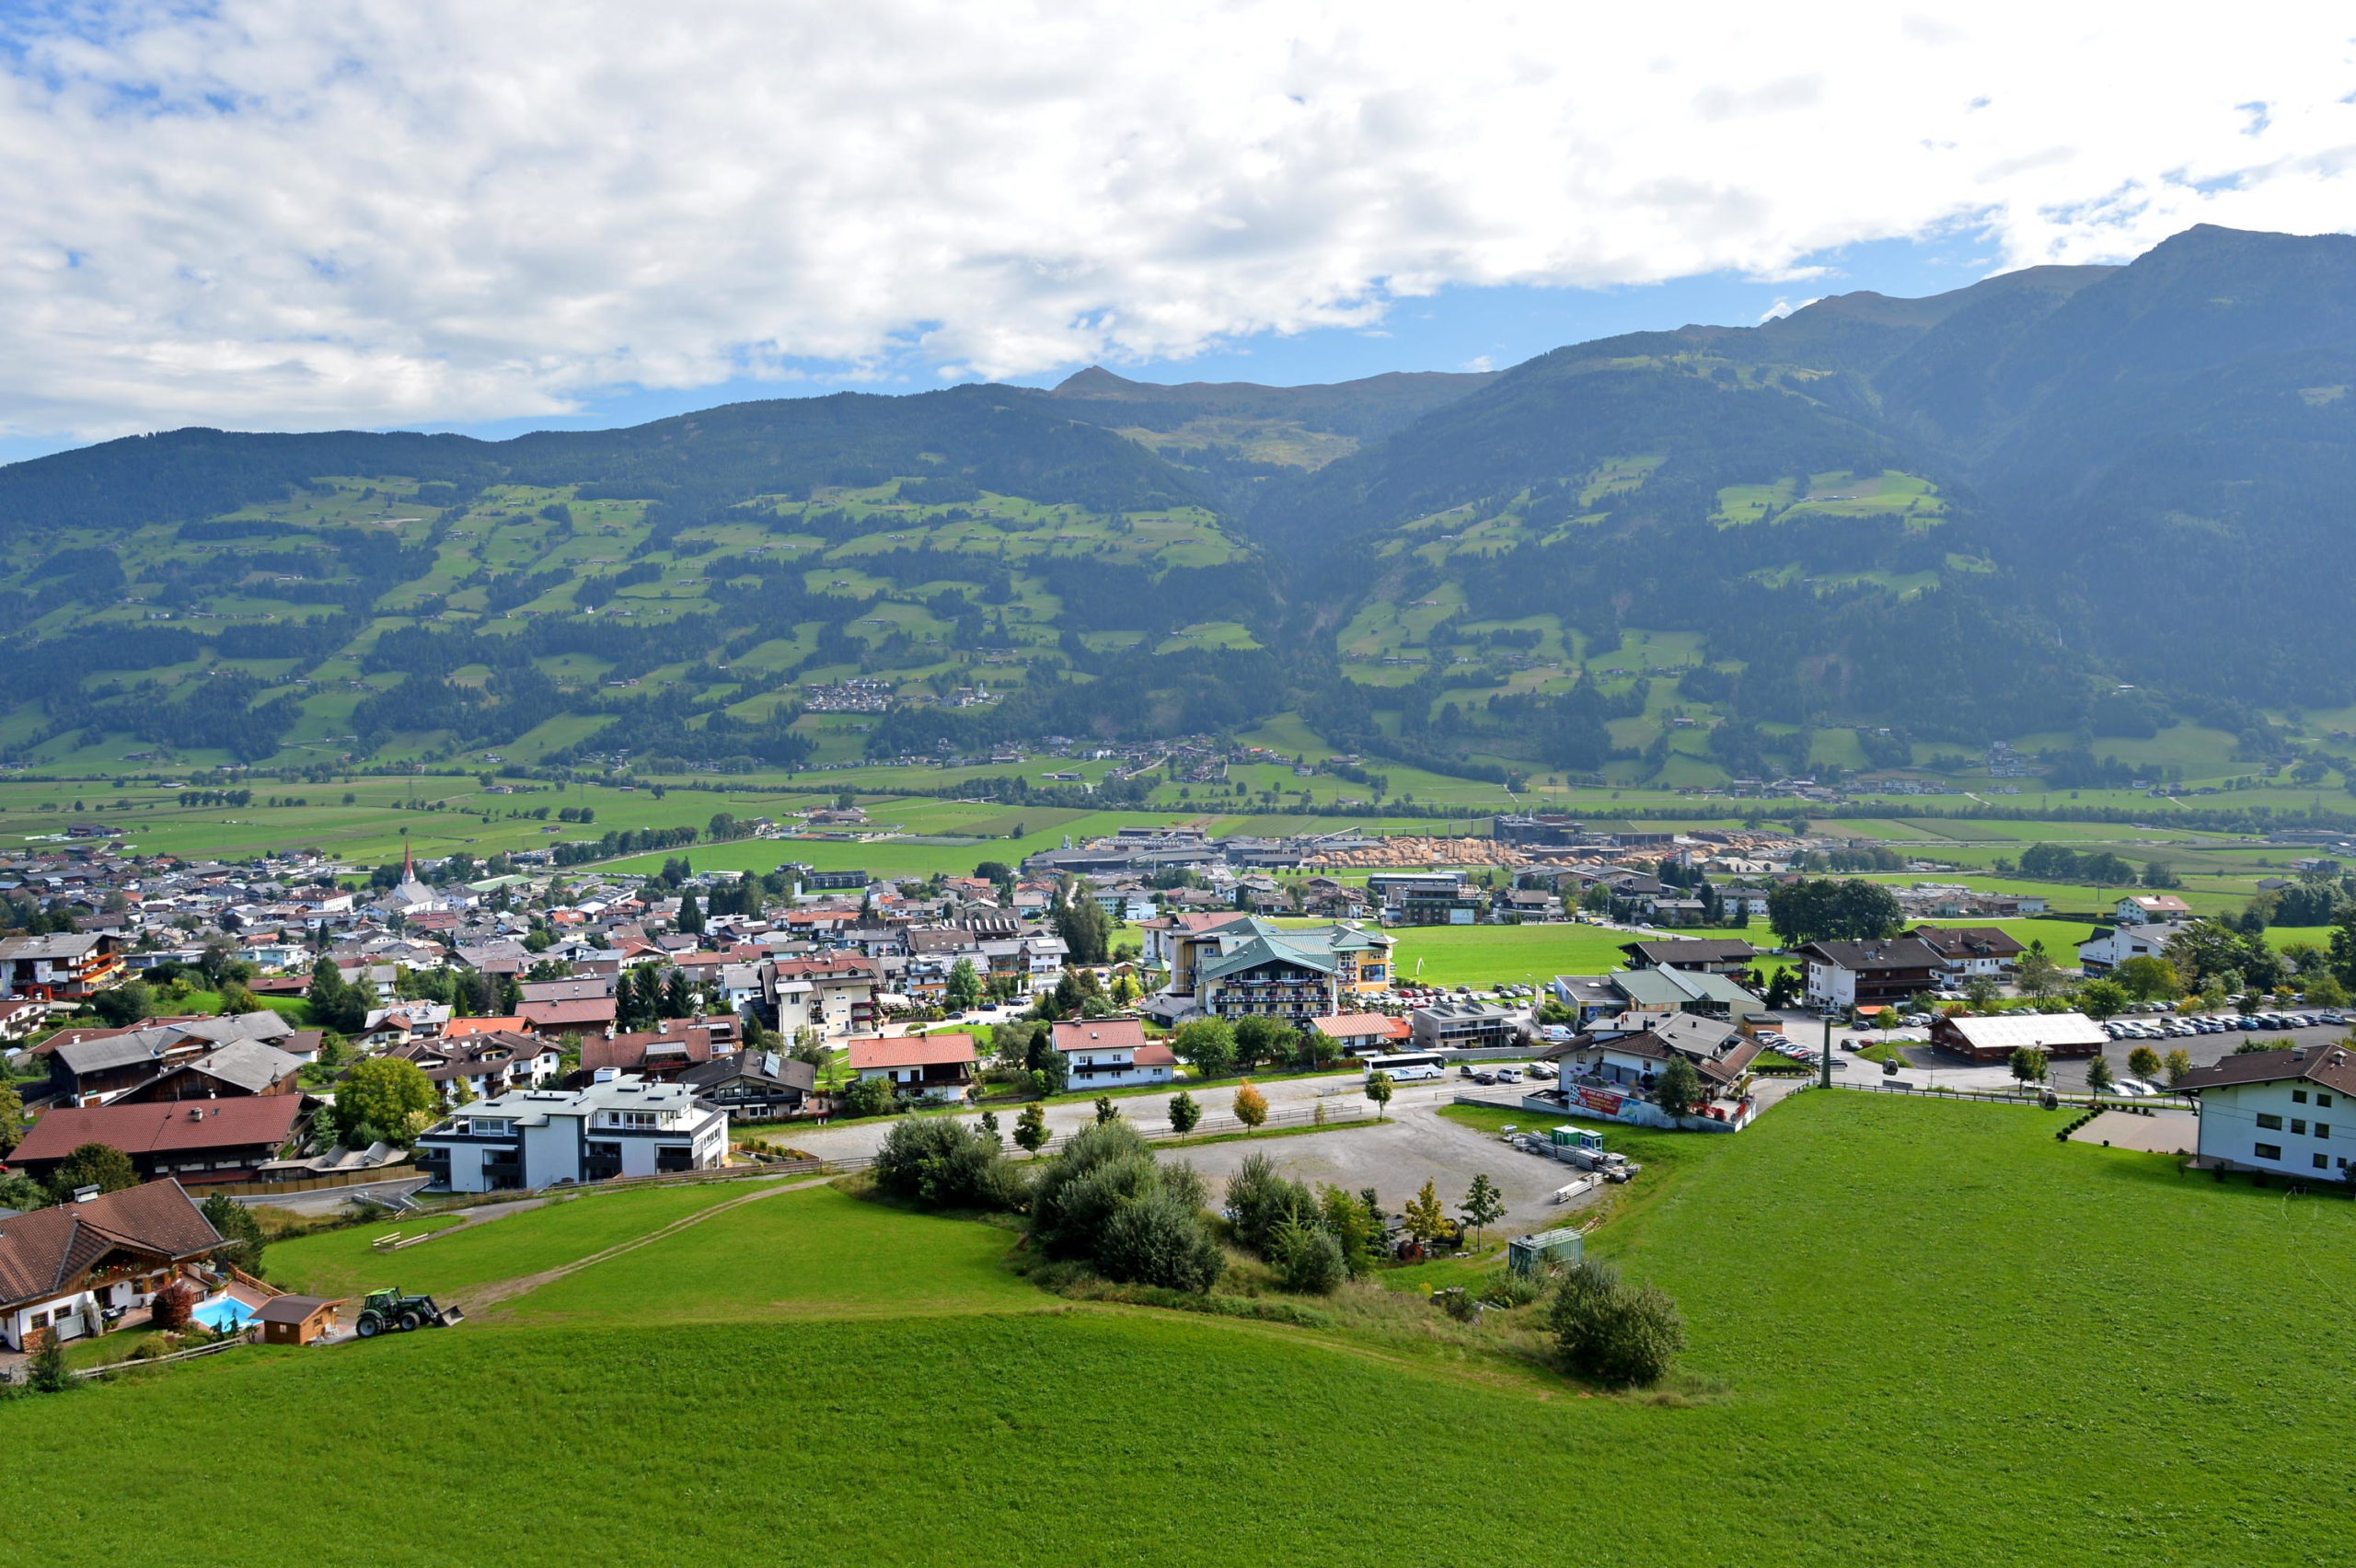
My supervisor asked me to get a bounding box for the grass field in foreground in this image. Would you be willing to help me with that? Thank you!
[262,1180,765,1300]
[6,1092,2355,1564]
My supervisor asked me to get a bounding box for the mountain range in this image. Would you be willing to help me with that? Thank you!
[0,223,2351,787]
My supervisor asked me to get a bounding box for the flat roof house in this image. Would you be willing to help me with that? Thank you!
[0,1180,224,1352]
[2177,1043,2356,1177]
[1411,1001,1521,1052]
[414,1075,729,1193]
[1051,1019,1177,1089]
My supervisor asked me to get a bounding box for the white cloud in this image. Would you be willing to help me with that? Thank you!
[0,1,2351,436]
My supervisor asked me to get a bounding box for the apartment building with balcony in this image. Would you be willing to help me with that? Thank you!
[1141,914,1395,1024]
[414,1074,728,1193]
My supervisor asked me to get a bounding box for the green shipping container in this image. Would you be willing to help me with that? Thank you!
[1507,1228,1586,1274]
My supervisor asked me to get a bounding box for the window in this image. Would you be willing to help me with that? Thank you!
[2316,1154,2331,1170]
[2293,1090,2309,1104]
[2322,1094,2336,1108]
[2256,1143,2282,1161]
[2320,1124,2333,1139]
[29,1310,48,1330]
[2292,1119,2307,1136]
[2258,1113,2284,1131]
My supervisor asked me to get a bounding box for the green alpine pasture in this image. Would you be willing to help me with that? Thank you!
[5,1092,2350,1566]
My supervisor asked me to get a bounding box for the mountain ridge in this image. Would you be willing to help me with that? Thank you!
[0,225,2345,789]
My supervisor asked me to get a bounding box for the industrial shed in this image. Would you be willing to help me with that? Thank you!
[1930,1011,2108,1063]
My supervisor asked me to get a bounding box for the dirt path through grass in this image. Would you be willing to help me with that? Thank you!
[463,1177,830,1317]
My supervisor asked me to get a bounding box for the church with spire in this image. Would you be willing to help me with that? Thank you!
[369,837,448,921]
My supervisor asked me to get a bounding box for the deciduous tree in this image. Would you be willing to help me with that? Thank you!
[1403,1179,1450,1249]
[2077,979,2130,1020]
[332,1057,436,1145]
[1364,1070,1394,1120]
[1231,1078,1267,1133]
[1171,1018,1236,1079]
[46,1141,138,1199]
[1165,1090,1201,1135]
[1459,1173,1505,1244]
[943,958,983,1013]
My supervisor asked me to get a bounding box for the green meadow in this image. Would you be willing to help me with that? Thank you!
[5,1093,2350,1565]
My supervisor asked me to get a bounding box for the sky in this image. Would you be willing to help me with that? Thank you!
[0,3,2352,458]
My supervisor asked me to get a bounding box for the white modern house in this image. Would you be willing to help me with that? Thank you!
[1051,1019,1177,1089]
[2116,894,2192,926]
[2177,1043,2355,1177]
[414,1074,729,1193]
[2076,920,2186,975]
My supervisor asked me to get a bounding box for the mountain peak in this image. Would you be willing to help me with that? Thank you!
[1052,365,1145,398]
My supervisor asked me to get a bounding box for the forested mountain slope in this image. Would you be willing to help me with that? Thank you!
[0,225,2348,790]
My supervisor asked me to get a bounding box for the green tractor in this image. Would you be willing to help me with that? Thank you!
[353,1286,465,1337]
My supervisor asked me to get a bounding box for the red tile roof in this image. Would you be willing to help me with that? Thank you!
[443,1015,531,1039]
[11,1095,306,1165]
[849,1033,977,1070]
[1311,1012,1407,1040]
[1053,1019,1148,1055]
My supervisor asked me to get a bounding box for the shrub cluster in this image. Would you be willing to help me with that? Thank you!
[1224,1153,1383,1292]
[871,1118,1029,1212]
[1031,1121,1222,1293]
[1548,1258,1686,1388]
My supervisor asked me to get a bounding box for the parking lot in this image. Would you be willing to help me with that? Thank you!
[1770,1005,2356,1094]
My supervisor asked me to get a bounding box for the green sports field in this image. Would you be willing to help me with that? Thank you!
[6,1092,2351,1566]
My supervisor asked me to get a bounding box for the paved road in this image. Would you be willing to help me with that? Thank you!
[230,1175,433,1216]
[775,1068,1462,1161]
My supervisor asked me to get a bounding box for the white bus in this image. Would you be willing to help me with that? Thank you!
[1362,1051,1446,1083]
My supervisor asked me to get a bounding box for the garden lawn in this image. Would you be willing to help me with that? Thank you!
[495,1183,1039,1326]
[262,1181,766,1300]
[6,1095,2353,1565]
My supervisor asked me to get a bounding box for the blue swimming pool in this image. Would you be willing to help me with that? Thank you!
[191,1297,253,1332]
